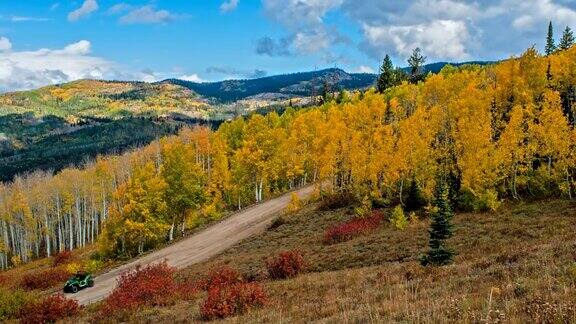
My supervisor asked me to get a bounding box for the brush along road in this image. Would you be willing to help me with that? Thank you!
[70,185,315,305]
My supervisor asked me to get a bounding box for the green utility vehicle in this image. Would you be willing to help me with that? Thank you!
[63,272,94,293]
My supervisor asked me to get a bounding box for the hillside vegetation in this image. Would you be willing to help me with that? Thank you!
[132,199,576,323]
[0,46,575,270]
[0,79,211,119]
[0,198,574,322]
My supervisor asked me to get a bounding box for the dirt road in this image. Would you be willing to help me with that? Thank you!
[71,185,315,305]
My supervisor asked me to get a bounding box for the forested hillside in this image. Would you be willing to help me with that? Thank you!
[0,46,575,269]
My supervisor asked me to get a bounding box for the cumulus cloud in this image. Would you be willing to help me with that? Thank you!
[258,0,348,58]
[220,0,239,13]
[363,20,470,60]
[262,0,343,29]
[508,0,576,31]
[355,65,375,74]
[255,36,293,56]
[68,0,98,22]
[0,39,117,92]
[118,5,176,25]
[107,3,131,15]
[179,74,205,82]
[0,37,12,52]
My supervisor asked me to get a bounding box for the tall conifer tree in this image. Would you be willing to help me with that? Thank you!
[559,26,575,50]
[546,21,557,55]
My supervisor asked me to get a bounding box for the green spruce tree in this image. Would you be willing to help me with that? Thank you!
[420,180,455,266]
[377,54,395,93]
[545,21,557,55]
[559,26,575,51]
[405,178,426,212]
[408,47,426,84]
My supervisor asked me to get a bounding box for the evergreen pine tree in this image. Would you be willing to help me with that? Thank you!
[559,26,575,51]
[545,21,557,55]
[405,178,426,211]
[321,79,331,104]
[377,54,395,93]
[408,47,426,84]
[420,180,455,266]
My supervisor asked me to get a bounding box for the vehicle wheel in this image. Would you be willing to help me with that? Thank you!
[88,280,94,287]
[71,285,79,293]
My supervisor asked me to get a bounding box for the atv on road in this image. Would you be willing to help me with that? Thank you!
[63,272,94,293]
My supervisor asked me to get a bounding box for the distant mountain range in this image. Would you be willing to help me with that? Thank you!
[162,61,493,103]
[163,69,375,103]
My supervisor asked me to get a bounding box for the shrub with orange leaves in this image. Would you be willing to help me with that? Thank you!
[266,250,305,280]
[98,261,178,317]
[323,211,384,244]
[52,250,73,267]
[200,282,267,320]
[20,268,70,291]
[19,294,80,324]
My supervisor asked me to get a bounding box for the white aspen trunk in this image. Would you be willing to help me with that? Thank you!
[58,220,63,252]
[44,212,51,257]
[68,213,74,250]
[169,223,175,241]
[258,179,264,202]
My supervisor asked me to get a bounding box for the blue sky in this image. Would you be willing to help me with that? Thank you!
[0,0,575,92]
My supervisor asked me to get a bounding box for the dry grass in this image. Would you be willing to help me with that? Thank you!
[112,199,576,323]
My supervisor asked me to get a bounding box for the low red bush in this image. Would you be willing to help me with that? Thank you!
[20,294,80,324]
[200,282,267,320]
[20,268,70,291]
[52,250,73,267]
[266,250,305,280]
[323,211,384,244]
[98,261,177,317]
[197,265,243,291]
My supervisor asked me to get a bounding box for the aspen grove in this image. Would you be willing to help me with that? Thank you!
[1,46,576,268]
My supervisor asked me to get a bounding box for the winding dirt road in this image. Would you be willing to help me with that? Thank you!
[71,185,315,305]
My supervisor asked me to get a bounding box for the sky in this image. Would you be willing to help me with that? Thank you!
[0,0,575,92]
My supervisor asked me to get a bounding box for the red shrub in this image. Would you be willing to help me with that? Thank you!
[98,261,177,317]
[52,250,73,267]
[200,282,267,320]
[20,268,70,291]
[197,265,243,291]
[266,250,305,280]
[20,294,80,324]
[323,211,384,244]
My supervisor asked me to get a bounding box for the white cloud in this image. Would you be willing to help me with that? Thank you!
[68,0,99,22]
[118,5,175,25]
[179,74,205,83]
[258,0,348,57]
[263,0,343,29]
[508,0,576,31]
[10,16,51,22]
[363,20,470,60]
[220,0,239,13]
[0,39,116,92]
[107,3,131,15]
[0,37,12,52]
[61,40,92,55]
[355,65,375,74]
